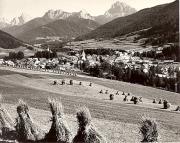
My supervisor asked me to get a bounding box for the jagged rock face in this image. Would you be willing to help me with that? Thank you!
[43,9,94,21]
[104,1,137,18]
[10,13,32,26]
[71,10,95,20]
[43,9,72,20]
[0,18,10,29]
[95,1,136,24]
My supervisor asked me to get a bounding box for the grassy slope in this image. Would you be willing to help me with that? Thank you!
[0,30,22,49]
[0,68,180,136]
[3,103,180,143]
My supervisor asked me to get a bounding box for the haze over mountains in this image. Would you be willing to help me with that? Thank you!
[1,1,137,43]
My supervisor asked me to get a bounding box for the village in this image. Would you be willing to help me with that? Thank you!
[0,44,180,93]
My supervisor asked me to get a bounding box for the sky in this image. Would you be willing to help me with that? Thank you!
[0,0,175,20]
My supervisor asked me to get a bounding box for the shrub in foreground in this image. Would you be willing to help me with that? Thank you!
[140,116,158,142]
[44,98,72,143]
[73,107,106,143]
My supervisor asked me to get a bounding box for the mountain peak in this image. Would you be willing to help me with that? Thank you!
[104,1,136,18]
[43,9,71,20]
[10,13,32,26]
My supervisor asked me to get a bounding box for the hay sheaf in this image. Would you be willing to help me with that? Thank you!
[139,116,158,142]
[44,98,72,143]
[73,107,106,143]
[0,107,16,140]
[15,99,45,142]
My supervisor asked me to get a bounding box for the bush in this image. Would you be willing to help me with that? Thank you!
[45,98,72,142]
[73,107,106,143]
[140,116,158,142]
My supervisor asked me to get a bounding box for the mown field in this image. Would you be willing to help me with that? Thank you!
[0,68,180,142]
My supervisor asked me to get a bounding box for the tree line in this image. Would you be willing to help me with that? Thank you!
[134,45,179,62]
[4,51,24,61]
[82,60,179,92]
[34,51,57,59]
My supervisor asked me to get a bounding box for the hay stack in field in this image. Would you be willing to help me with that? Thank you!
[109,94,114,100]
[158,99,162,104]
[70,80,73,85]
[0,107,16,140]
[140,116,158,142]
[15,99,45,142]
[139,97,143,103]
[175,106,180,111]
[133,97,138,104]
[115,91,119,95]
[130,96,134,102]
[62,80,65,85]
[123,95,128,102]
[163,100,171,109]
[89,82,92,87]
[105,90,108,94]
[73,107,106,143]
[152,99,156,104]
[53,80,57,85]
[45,98,72,143]
[99,90,103,94]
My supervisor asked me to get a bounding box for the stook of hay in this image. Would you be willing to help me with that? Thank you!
[73,107,106,143]
[139,97,143,103]
[0,107,16,140]
[130,96,134,102]
[109,94,114,100]
[89,82,92,87]
[152,99,156,104]
[163,100,171,109]
[123,95,128,102]
[70,80,73,85]
[133,97,139,104]
[15,99,45,142]
[115,91,119,95]
[62,80,65,85]
[99,90,103,94]
[158,99,162,104]
[175,106,180,111]
[140,116,158,142]
[53,80,57,85]
[45,98,72,143]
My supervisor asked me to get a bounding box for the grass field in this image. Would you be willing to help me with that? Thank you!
[0,67,180,142]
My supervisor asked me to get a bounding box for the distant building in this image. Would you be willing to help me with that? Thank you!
[81,50,86,61]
